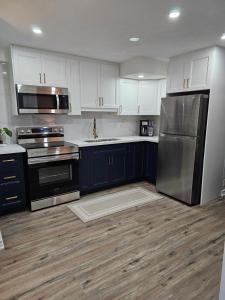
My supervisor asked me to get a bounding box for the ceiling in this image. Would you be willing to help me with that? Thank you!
[0,0,225,62]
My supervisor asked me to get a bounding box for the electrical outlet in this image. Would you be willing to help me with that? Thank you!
[221,189,225,198]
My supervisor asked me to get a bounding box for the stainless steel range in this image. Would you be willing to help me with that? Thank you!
[17,126,80,211]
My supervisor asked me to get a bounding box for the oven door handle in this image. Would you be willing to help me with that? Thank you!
[28,153,79,165]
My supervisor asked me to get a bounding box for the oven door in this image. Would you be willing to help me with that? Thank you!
[28,154,79,201]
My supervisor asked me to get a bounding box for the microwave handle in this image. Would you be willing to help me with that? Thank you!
[56,94,60,110]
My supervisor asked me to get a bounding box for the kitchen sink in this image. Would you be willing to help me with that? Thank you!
[84,138,119,143]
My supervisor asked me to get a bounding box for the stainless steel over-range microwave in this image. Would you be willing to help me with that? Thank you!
[16,84,70,114]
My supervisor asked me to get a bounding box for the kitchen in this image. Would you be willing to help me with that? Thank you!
[0,1,225,299]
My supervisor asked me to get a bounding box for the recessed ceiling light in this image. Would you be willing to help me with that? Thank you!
[169,10,180,19]
[32,26,43,35]
[138,74,144,79]
[221,33,225,40]
[129,37,140,42]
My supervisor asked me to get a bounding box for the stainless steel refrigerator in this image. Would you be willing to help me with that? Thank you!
[156,94,209,205]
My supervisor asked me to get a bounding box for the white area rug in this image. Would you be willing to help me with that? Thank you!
[67,187,163,223]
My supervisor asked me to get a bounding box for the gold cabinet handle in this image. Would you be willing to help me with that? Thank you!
[3,176,16,180]
[2,159,15,163]
[5,196,18,201]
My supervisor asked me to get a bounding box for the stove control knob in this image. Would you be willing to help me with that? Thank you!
[20,129,25,134]
[54,128,58,132]
[59,128,63,132]
[27,129,32,134]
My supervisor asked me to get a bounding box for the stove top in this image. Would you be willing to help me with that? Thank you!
[21,141,75,150]
[17,126,79,158]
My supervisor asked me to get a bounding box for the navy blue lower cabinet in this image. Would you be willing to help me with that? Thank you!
[145,142,158,184]
[0,153,27,215]
[109,146,127,184]
[127,142,145,181]
[92,147,111,188]
[79,147,93,193]
[79,142,158,194]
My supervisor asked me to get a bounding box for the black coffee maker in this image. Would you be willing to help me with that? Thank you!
[140,120,149,136]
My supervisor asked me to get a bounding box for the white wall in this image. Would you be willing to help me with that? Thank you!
[201,47,225,204]
[0,61,159,143]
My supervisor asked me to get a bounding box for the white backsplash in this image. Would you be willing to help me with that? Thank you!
[0,62,160,143]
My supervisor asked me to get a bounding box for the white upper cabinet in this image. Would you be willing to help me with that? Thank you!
[67,58,81,115]
[100,63,118,109]
[41,53,67,87]
[167,56,185,93]
[12,47,42,85]
[80,60,118,111]
[157,79,167,115]
[184,49,212,91]
[80,60,100,109]
[11,46,67,87]
[119,79,139,115]
[119,79,165,116]
[167,47,214,93]
[138,80,159,115]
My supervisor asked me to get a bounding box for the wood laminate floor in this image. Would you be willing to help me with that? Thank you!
[0,181,225,300]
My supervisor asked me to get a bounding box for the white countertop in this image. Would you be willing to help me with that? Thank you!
[0,144,25,155]
[69,136,159,147]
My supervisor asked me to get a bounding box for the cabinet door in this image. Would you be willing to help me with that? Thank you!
[12,47,42,85]
[92,148,110,188]
[110,146,127,184]
[100,64,118,108]
[79,148,93,193]
[145,143,158,184]
[67,58,81,115]
[157,79,167,115]
[127,143,144,180]
[42,53,67,87]
[167,56,185,93]
[185,51,211,90]
[80,60,100,109]
[138,80,159,115]
[119,79,139,115]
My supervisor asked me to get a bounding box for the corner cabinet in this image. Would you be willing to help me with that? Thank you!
[167,47,214,93]
[119,79,166,116]
[80,60,119,111]
[0,153,27,215]
[11,46,67,87]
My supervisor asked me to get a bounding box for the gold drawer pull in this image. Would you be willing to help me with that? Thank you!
[2,159,15,163]
[3,176,16,180]
[5,196,18,201]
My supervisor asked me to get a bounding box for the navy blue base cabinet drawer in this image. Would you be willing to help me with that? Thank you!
[0,153,27,215]
[79,142,157,194]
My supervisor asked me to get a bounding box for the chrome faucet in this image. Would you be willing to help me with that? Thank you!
[93,117,98,139]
